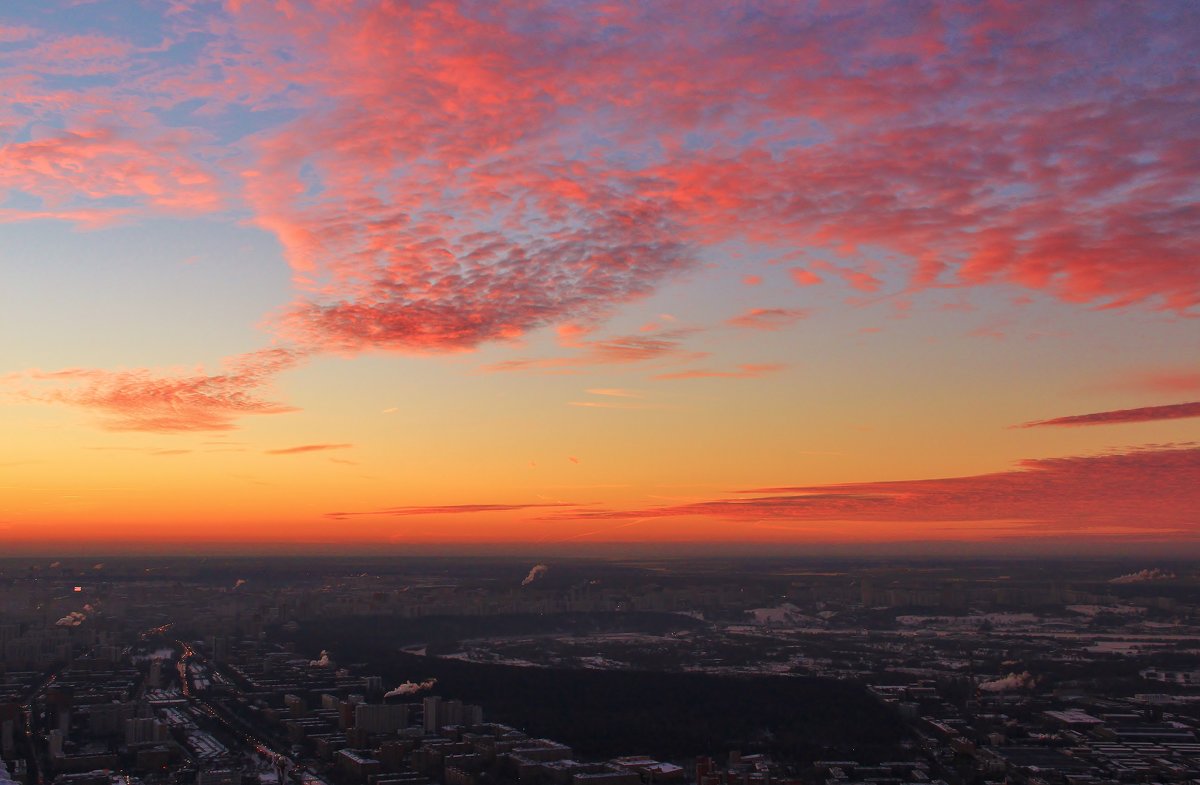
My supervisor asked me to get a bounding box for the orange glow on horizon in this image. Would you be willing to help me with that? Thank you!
[1,1,1198,553]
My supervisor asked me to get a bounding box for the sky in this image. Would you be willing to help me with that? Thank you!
[1,0,1198,555]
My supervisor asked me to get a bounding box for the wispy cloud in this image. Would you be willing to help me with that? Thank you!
[0,25,38,43]
[1017,402,1200,428]
[3,2,1198,333]
[1107,370,1200,395]
[4,348,305,433]
[0,126,221,217]
[585,388,642,398]
[789,268,823,287]
[0,0,1197,452]
[726,308,810,331]
[265,443,353,455]
[544,446,1200,537]
[654,363,786,381]
[486,329,701,372]
[570,387,651,409]
[0,1,1194,381]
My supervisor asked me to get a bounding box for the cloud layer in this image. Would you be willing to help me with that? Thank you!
[547,447,1200,536]
[265,443,354,455]
[727,308,810,331]
[3,2,1197,351]
[5,348,303,432]
[3,1,1199,434]
[1018,402,1200,428]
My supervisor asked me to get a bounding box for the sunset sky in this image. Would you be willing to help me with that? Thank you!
[1,0,1198,554]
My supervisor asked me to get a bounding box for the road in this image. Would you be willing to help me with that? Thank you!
[174,638,330,785]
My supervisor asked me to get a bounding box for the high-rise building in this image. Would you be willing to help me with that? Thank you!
[125,717,168,746]
[423,696,442,734]
[355,703,408,734]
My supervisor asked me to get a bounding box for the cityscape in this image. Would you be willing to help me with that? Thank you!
[1,558,1199,785]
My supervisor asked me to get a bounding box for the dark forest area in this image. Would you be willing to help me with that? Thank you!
[283,614,907,763]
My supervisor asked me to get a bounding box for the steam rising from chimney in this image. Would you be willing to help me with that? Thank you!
[1109,568,1175,584]
[54,599,100,627]
[521,564,549,587]
[56,611,88,627]
[309,650,334,667]
[979,671,1035,692]
[384,678,437,698]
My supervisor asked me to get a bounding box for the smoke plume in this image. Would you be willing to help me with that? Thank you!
[521,564,549,587]
[309,650,333,667]
[384,678,437,698]
[1109,568,1175,584]
[979,672,1035,692]
[55,610,88,627]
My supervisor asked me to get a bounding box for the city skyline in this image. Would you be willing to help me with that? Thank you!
[1,1,1198,553]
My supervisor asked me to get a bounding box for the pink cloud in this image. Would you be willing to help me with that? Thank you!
[742,274,763,286]
[726,308,809,331]
[1114,370,1200,395]
[789,268,823,287]
[2,0,1197,376]
[802,262,883,293]
[654,363,786,381]
[585,388,641,398]
[265,443,353,455]
[219,1,701,354]
[0,207,132,229]
[5,348,304,432]
[547,446,1200,535]
[0,27,227,223]
[0,126,221,216]
[485,328,701,372]
[1017,402,1200,429]
[0,25,38,43]
[223,1,1200,352]
[6,32,135,76]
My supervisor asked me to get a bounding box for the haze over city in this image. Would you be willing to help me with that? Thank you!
[1,0,1198,554]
